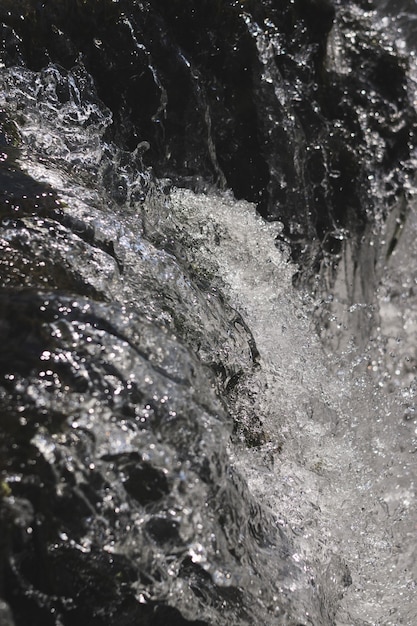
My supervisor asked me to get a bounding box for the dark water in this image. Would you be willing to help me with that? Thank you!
[1,1,417,625]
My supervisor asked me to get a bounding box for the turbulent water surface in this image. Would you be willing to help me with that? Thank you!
[1,1,417,625]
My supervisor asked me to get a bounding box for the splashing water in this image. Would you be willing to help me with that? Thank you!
[1,2,417,626]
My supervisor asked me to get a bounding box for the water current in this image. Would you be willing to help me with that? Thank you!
[1,1,417,625]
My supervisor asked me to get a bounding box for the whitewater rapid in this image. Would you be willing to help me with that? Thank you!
[164,188,417,626]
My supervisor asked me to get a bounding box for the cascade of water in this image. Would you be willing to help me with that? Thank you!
[1,1,417,625]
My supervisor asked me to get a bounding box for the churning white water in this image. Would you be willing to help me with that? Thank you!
[164,188,417,626]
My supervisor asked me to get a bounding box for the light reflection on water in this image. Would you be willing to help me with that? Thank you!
[1,4,417,624]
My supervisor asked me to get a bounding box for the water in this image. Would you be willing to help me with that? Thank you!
[1,1,417,625]
[165,186,417,625]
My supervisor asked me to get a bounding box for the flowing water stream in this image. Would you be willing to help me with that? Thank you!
[1,1,417,625]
